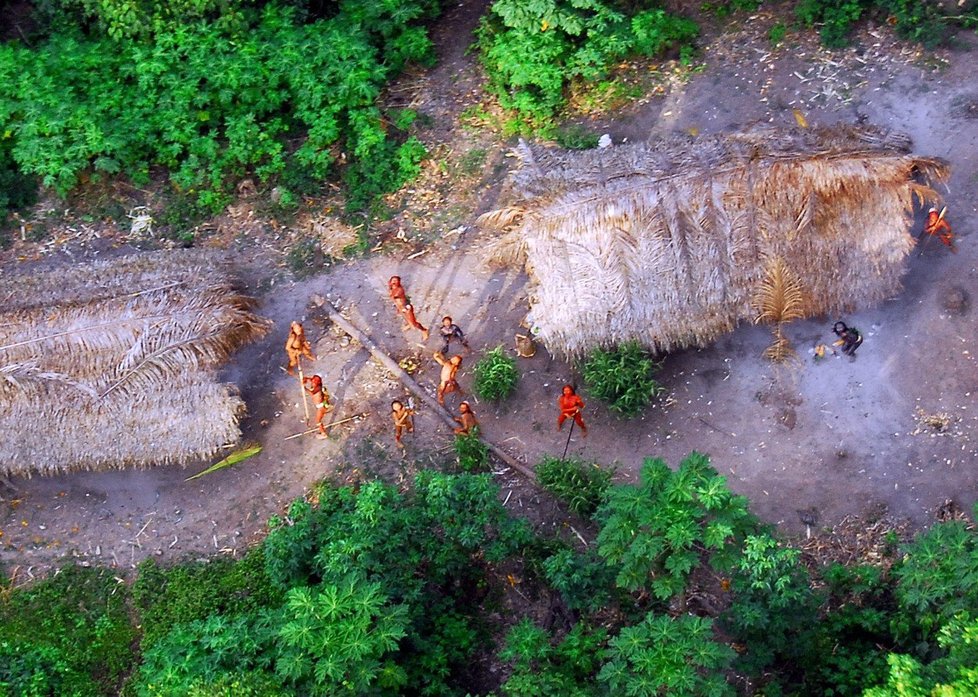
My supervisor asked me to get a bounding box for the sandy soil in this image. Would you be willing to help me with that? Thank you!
[2,7,977,577]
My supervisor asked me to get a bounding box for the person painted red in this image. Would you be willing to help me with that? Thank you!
[924,207,955,251]
[557,384,587,437]
[303,374,333,438]
[388,276,429,341]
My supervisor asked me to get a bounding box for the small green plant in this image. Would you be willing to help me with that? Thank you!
[580,341,662,417]
[596,453,758,600]
[536,456,613,518]
[459,147,488,176]
[501,619,608,696]
[473,345,519,401]
[795,0,868,48]
[599,613,736,696]
[285,237,326,278]
[554,124,601,150]
[0,565,137,696]
[454,430,489,473]
[768,21,788,45]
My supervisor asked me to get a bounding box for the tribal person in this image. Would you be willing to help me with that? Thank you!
[388,275,429,341]
[924,207,956,251]
[557,384,587,437]
[832,321,863,357]
[453,401,479,435]
[433,351,463,406]
[438,316,470,355]
[285,321,315,376]
[391,400,415,447]
[303,374,333,438]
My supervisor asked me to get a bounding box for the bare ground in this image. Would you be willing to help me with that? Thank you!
[2,8,978,578]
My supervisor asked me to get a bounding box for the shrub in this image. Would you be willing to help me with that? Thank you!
[795,0,869,48]
[596,452,758,600]
[0,565,137,696]
[454,430,490,472]
[598,613,736,696]
[0,2,436,215]
[501,619,608,697]
[542,547,616,613]
[535,456,613,518]
[554,124,600,150]
[132,546,280,650]
[477,0,697,122]
[580,341,662,417]
[473,345,519,401]
[722,533,821,673]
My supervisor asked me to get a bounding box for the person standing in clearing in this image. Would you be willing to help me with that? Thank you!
[285,321,315,376]
[438,316,470,355]
[391,400,415,447]
[453,401,479,435]
[557,384,587,437]
[388,276,430,342]
[433,351,463,406]
[303,374,333,438]
[923,207,956,252]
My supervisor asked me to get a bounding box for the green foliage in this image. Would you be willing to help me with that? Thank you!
[877,0,949,47]
[768,21,788,45]
[701,0,762,19]
[454,430,490,472]
[501,619,608,697]
[285,237,328,278]
[580,341,662,418]
[596,453,758,599]
[132,546,280,650]
[598,613,736,696]
[263,471,532,694]
[554,124,601,150]
[0,144,38,221]
[536,456,613,518]
[542,547,616,613]
[864,614,978,697]
[275,575,409,695]
[795,0,873,47]
[799,564,892,695]
[723,533,820,673]
[478,0,698,122]
[892,520,978,644]
[1,2,434,215]
[0,565,136,696]
[473,345,519,401]
[134,611,282,696]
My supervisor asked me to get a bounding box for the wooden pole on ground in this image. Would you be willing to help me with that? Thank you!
[323,303,537,483]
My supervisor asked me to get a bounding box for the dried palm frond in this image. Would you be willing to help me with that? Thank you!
[0,251,270,476]
[478,124,947,358]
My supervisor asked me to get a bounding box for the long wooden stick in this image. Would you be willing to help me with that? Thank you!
[284,412,368,440]
[297,363,310,424]
[323,303,537,482]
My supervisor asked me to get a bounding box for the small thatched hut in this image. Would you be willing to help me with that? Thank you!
[0,251,270,476]
[480,125,949,357]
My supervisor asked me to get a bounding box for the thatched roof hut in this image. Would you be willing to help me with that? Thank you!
[0,252,270,476]
[479,125,949,357]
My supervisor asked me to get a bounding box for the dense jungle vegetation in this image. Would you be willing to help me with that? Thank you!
[5,456,978,695]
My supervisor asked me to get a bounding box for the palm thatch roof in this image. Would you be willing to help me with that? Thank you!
[0,251,271,476]
[479,124,949,357]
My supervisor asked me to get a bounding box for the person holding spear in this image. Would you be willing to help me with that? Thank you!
[285,321,315,376]
[303,374,333,438]
[557,384,587,444]
[391,399,416,448]
[285,320,317,423]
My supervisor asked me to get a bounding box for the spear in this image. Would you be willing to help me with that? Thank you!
[283,412,369,440]
[297,362,310,424]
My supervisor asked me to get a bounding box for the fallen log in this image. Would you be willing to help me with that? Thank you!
[323,302,537,482]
